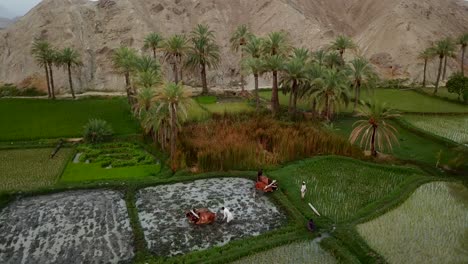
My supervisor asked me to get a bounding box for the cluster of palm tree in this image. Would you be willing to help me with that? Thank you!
[31,38,82,99]
[232,25,377,119]
[418,32,468,94]
[112,24,221,169]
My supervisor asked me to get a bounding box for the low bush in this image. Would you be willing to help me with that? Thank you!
[178,114,363,171]
[0,84,46,97]
[83,119,113,143]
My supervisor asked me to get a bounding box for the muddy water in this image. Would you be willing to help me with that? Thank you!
[0,190,134,264]
[136,178,287,256]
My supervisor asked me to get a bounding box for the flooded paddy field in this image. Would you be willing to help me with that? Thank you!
[136,178,287,256]
[0,190,134,264]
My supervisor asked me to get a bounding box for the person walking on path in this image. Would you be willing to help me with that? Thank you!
[301,181,307,200]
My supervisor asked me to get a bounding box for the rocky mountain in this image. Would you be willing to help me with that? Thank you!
[0,17,13,29]
[0,0,467,93]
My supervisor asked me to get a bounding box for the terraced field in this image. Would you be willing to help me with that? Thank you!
[404,115,468,144]
[357,182,468,264]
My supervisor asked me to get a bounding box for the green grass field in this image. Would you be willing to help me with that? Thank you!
[186,99,210,121]
[357,182,468,263]
[259,89,468,113]
[403,115,468,144]
[233,240,336,264]
[0,148,73,191]
[268,156,425,223]
[60,142,161,182]
[333,117,460,166]
[202,102,254,114]
[419,87,461,101]
[0,98,140,141]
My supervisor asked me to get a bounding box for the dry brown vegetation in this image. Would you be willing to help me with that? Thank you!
[178,114,363,171]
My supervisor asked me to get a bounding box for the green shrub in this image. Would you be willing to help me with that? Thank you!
[0,84,46,97]
[446,72,468,103]
[83,119,113,143]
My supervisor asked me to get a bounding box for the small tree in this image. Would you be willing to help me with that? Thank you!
[31,39,52,98]
[144,33,164,59]
[83,119,113,143]
[230,24,253,92]
[112,46,137,103]
[446,72,468,102]
[458,33,468,76]
[163,35,189,83]
[349,101,400,157]
[331,35,356,60]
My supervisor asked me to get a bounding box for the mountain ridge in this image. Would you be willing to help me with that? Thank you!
[0,0,467,93]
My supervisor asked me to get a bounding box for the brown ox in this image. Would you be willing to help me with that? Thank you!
[255,175,278,193]
[185,208,216,225]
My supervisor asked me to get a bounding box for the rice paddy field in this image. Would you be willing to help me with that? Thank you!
[0,98,140,141]
[357,182,468,264]
[0,148,73,191]
[259,89,468,113]
[232,240,337,264]
[202,101,254,114]
[268,156,426,222]
[403,115,468,144]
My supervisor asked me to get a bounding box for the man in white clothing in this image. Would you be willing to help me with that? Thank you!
[221,207,233,223]
[301,181,307,200]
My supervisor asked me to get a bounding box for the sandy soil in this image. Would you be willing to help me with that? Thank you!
[136,178,287,256]
[0,190,134,264]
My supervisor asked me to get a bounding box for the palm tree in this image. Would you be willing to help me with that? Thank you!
[262,31,290,114]
[325,51,343,69]
[457,33,468,76]
[162,35,189,83]
[134,86,157,118]
[433,38,456,94]
[151,82,191,170]
[331,35,356,60]
[264,55,285,114]
[313,49,327,66]
[349,100,400,157]
[348,57,377,111]
[31,39,52,98]
[281,57,308,114]
[242,57,264,110]
[186,24,221,95]
[58,47,82,99]
[292,47,310,62]
[418,48,434,88]
[310,68,350,120]
[112,46,137,103]
[230,24,253,92]
[144,33,164,59]
[47,49,59,99]
[243,35,263,59]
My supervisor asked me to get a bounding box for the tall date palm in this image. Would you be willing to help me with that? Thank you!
[230,24,253,92]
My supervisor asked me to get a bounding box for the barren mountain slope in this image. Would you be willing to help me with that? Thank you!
[0,0,467,93]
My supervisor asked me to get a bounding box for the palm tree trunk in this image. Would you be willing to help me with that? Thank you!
[434,55,444,94]
[353,81,359,111]
[152,48,156,59]
[293,86,299,117]
[254,73,259,111]
[173,63,179,83]
[339,49,344,61]
[201,62,208,94]
[371,125,377,157]
[48,63,56,99]
[44,64,51,98]
[125,72,132,104]
[271,71,279,115]
[288,89,293,113]
[462,46,466,77]
[289,80,297,114]
[442,56,448,80]
[325,94,330,120]
[170,105,177,171]
[67,64,76,99]
[240,49,245,92]
[422,59,427,88]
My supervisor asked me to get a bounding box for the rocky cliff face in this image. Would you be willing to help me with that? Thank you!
[0,0,467,93]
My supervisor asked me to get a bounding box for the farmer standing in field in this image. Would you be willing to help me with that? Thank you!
[301,181,307,200]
